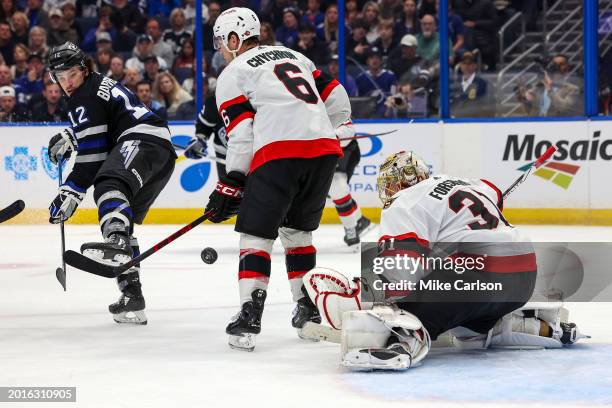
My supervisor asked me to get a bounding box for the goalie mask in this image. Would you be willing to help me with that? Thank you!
[377,151,430,208]
[213,7,260,58]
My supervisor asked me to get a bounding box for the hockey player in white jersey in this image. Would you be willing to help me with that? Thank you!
[204,7,344,351]
[303,150,588,370]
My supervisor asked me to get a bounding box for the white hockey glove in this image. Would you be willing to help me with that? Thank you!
[49,183,85,224]
[302,267,362,330]
[184,136,208,159]
[48,129,77,165]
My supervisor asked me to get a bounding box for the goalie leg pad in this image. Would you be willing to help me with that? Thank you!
[302,267,362,330]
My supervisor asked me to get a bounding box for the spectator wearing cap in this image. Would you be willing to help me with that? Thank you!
[0,63,26,105]
[60,1,81,40]
[14,52,45,99]
[302,0,324,27]
[142,54,162,82]
[347,19,370,66]
[0,85,29,122]
[388,34,423,83]
[111,0,144,34]
[25,0,50,30]
[28,26,49,60]
[356,46,398,117]
[450,51,491,117]
[95,31,113,52]
[416,14,452,64]
[81,6,116,53]
[296,23,330,67]
[47,8,79,46]
[110,10,137,53]
[127,34,168,75]
[276,7,300,49]
[135,79,166,120]
[453,0,498,70]
[328,54,357,96]
[372,19,398,65]
[394,0,420,42]
[0,21,16,66]
[95,48,113,73]
[163,8,192,55]
[10,12,30,45]
[10,44,29,80]
[29,81,68,121]
[146,17,174,67]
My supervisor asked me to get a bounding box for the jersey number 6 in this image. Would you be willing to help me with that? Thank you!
[273,62,319,104]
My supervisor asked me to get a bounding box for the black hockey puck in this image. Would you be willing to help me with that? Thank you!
[201,247,218,264]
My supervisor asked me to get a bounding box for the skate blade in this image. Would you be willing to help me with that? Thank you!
[342,349,411,371]
[112,310,148,325]
[228,333,256,351]
[83,249,131,267]
[297,327,321,342]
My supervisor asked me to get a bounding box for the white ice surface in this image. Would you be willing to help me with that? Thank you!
[1,224,611,408]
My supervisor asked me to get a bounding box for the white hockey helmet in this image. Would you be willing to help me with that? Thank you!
[213,7,260,55]
[377,151,430,207]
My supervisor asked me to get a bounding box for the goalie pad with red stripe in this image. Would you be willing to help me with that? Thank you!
[302,267,362,330]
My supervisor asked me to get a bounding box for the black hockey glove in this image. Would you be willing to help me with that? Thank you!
[184,136,208,159]
[48,129,77,165]
[205,171,246,223]
[49,183,85,224]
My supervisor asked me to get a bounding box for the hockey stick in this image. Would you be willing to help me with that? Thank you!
[172,142,226,164]
[64,210,215,278]
[56,157,67,291]
[502,145,557,199]
[0,199,25,223]
[339,129,398,142]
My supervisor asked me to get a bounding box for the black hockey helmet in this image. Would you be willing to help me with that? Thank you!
[48,41,87,83]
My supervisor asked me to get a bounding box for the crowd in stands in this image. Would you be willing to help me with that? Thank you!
[0,0,593,122]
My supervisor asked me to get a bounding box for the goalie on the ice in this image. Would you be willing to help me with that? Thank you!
[46,42,176,325]
[302,151,588,371]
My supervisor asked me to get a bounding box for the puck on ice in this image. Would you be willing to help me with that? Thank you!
[201,247,218,264]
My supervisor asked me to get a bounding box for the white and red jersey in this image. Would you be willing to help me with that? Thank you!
[215,45,343,175]
[379,175,536,279]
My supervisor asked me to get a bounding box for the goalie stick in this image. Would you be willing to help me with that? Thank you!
[64,210,215,278]
[502,145,557,199]
[0,199,25,223]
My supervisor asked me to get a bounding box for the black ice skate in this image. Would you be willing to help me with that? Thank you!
[81,233,132,267]
[555,322,590,345]
[226,289,266,351]
[292,288,321,341]
[343,216,375,248]
[108,271,147,325]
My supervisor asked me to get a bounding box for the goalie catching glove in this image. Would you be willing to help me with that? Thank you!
[205,171,246,223]
[49,183,85,223]
[48,128,77,165]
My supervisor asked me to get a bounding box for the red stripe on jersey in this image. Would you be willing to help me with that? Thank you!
[239,249,271,261]
[238,270,271,280]
[481,179,504,211]
[333,194,352,205]
[451,252,537,273]
[250,138,343,173]
[337,205,358,217]
[379,232,430,248]
[287,270,308,280]
[320,79,340,102]
[286,245,316,255]
[312,69,322,79]
[226,111,255,134]
[219,95,248,112]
